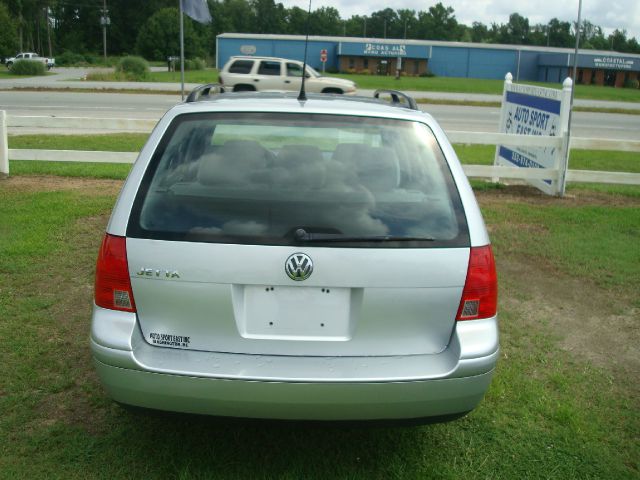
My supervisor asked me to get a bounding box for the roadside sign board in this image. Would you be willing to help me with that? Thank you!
[320,49,328,62]
[494,75,571,195]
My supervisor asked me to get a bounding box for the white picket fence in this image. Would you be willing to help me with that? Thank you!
[1,111,640,187]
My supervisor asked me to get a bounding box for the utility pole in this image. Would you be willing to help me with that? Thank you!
[100,0,110,60]
[363,18,367,37]
[46,7,53,58]
[404,19,408,39]
[384,19,387,39]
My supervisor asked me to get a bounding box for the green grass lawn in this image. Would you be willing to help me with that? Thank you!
[0,173,637,478]
[84,69,219,84]
[78,66,640,103]
[0,70,51,79]
[454,144,640,172]
[326,73,640,103]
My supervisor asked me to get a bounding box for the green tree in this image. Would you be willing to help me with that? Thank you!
[309,7,342,36]
[251,0,286,34]
[470,21,489,43]
[417,3,458,41]
[547,18,573,47]
[106,0,175,55]
[210,0,255,34]
[344,14,367,37]
[608,29,628,52]
[285,6,307,35]
[497,13,530,44]
[0,2,19,59]
[136,7,206,61]
[396,9,417,39]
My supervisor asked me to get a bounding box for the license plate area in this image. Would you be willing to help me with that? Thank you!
[235,285,352,341]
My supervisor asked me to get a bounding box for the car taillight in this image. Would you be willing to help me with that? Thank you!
[456,245,497,321]
[95,234,136,312]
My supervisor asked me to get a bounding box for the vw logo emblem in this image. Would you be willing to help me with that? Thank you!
[285,253,313,281]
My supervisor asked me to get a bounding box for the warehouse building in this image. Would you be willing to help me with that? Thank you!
[216,33,640,87]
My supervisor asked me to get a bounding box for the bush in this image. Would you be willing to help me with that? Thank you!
[115,56,149,80]
[10,59,46,75]
[419,71,436,78]
[184,58,206,71]
[56,51,86,66]
[623,79,639,89]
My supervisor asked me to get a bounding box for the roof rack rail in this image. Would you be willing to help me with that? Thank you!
[185,83,224,103]
[373,89,419,111]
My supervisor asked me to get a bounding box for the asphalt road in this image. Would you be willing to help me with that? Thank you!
[1,90,639,141]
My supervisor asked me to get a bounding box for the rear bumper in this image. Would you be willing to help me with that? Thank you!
[91,305,499,420]
[95,359,493,420]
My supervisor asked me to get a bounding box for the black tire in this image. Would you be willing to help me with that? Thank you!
[233,84,256,92]
[321,88,344,94]
[6,62,12,69]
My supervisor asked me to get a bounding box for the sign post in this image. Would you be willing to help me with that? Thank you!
[494,72,572,196]
[320,48,327,73]
[0,110,8,176]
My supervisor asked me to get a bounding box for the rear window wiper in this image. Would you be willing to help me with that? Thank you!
[294,229,434,242]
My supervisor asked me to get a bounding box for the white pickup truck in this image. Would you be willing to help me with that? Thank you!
[5,52,55,70]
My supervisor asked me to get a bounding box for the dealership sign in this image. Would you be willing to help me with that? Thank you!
[495,74,572,195]
[363,43,407,57]
[593,57,635,70]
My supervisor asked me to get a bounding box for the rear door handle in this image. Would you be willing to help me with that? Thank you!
[284,80,291,84]
[254,79,259,82]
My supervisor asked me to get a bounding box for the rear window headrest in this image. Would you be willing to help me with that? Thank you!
[356,147,401,192]
[273,144,325,189]
[198,140,271,186]
[277,144,323,166]
[332,143,369,163]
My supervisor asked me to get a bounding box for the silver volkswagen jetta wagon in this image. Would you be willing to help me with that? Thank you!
[91,87,499,422]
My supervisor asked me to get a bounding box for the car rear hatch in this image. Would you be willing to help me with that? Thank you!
[125,110,471,357]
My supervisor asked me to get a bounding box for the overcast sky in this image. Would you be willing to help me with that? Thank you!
[279,0,640,41]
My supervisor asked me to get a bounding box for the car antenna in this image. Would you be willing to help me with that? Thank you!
[297,0,313,102]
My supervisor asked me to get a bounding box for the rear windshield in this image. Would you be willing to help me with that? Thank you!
[128,113,469,248]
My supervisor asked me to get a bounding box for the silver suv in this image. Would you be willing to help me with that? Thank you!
[219,56,357,94]
[91,87,498,422]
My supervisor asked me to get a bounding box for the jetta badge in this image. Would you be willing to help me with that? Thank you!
[285,253,313,281]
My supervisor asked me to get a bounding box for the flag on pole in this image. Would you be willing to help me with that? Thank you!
[180,0,212,24]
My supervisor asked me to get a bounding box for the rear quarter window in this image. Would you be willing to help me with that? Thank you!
[128,113,469,248]
[228,60,254,74]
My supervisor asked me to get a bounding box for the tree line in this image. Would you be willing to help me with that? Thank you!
[1,0,639,61]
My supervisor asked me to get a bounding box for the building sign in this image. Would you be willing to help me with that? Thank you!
[363,43,407,57]
[240,45,256,55]
[495,77,571,195]
[338,41,428,59]
[593,57,635,70]
[539,53,639,72]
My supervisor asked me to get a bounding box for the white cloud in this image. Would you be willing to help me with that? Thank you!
[279,0,640,40]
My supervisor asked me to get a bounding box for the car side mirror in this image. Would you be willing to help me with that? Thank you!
[305,73,311,78]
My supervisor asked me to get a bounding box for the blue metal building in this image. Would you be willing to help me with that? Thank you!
[216,33,640,86]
